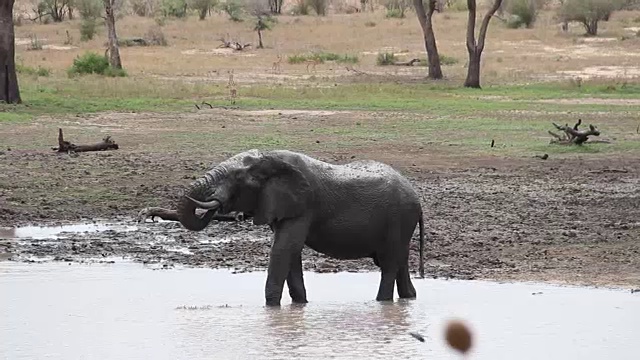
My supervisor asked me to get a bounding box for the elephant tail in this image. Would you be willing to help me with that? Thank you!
[418,211,425,279]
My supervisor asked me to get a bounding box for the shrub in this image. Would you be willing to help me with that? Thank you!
[188,0,218,20]
[161,0,188,17]
[67,52,125,77]
[557,0,626,36]
[16,64,51,77]
[307,0,326,15]
[80,18,98,41]
[131,0,156,16]
[376,52,396,66]
[145,25,168,46]
[222,0,244,21]
[384,0,410,18]
[27,34,43,51]
[291,0,310,15]
[505,0,538,28]
[76,0,102,19]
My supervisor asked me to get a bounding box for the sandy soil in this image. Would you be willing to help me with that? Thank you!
[1,112,638,289]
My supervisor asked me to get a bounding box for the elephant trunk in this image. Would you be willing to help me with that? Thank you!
[177,173,220,231]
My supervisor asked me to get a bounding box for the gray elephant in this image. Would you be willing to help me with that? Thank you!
[140,149,425,306]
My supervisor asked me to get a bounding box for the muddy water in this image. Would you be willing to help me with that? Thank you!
[1,262,639,360]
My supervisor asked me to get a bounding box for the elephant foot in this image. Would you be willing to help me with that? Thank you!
[265,298,281,307]
[375,294,395,302]
[291,297,308,304]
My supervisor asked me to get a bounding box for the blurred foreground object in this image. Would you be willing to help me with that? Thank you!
[444,319,473,354]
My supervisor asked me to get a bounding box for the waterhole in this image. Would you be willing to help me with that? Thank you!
[1,261,638,360]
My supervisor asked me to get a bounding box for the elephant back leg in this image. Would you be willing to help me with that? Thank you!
[375,223,404,301]
[395,217,419,299]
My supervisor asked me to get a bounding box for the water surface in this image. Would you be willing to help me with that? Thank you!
[1,261,638,360]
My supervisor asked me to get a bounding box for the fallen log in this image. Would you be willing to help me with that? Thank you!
[218,39,252,51]
[52,128,119,153]
[136,207,247,223]
[548,119,602,145]
[391,58,421,66]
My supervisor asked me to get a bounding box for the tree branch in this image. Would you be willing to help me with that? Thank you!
[466,0,477,52]
[477,0,503,52]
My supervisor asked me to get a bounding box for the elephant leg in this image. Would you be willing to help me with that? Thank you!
[396,265,417,299]
[265,218,309,307]
[376,265,398,302]
[286,252,308,304]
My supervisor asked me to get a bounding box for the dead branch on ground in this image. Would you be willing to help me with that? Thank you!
[136,207,247,223]
[217,35,252,51]
[548,119,602,145]
[52,128,119,153]
[390,58,422,66]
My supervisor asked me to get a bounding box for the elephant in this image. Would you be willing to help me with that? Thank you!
[141,149,425,306]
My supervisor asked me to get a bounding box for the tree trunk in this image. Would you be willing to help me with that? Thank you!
[584,20,598,36]
[463,50,482,88]
[103,0,122,69]
[0,0,21,104]
[414,0,443,80]
[257,29,263,49]
[463,0,503,88]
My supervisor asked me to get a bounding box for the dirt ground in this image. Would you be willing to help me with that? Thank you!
[1,110,638,290]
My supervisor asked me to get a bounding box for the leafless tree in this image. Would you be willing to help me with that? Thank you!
[463,0,503,88]
[0,0,21,103]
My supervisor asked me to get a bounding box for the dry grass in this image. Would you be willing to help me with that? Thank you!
[12,6,640,85]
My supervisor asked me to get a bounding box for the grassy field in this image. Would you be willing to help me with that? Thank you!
[3,4,640,161]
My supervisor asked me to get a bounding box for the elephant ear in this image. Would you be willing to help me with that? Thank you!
[245,155,311,226]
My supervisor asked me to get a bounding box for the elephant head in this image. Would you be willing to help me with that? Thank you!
[177,150,312,231]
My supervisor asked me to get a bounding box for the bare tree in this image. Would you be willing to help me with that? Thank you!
[0,0,21,104]
[464,0,503,88]
[103,0,122,69]
[414,0,443,79]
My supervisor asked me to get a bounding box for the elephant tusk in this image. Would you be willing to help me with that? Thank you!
[185,196,221,210]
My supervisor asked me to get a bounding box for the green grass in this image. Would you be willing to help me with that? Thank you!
[287,52,359,64]
[2,76,639,124]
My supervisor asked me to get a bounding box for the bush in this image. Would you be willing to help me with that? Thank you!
[145,25,168,46]
[222,0,244,21]
[80,18,99,41]
[188,0,218,20]
[16,64,50,77]
[161,0,188,17]
[76,0,102,19]
[376,52,397,66]
[67,52,126,77]
[505,0,539,28]
[131,0,156,16]
[291,0,310,15]
[384,0,410,18]
[307,0,326,15]
[558,0,626,36]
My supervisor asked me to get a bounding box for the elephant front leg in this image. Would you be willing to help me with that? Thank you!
[287,252,308,304]
[264,218,309,307]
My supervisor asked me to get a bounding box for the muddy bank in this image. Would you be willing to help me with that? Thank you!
[1,150,639,288]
